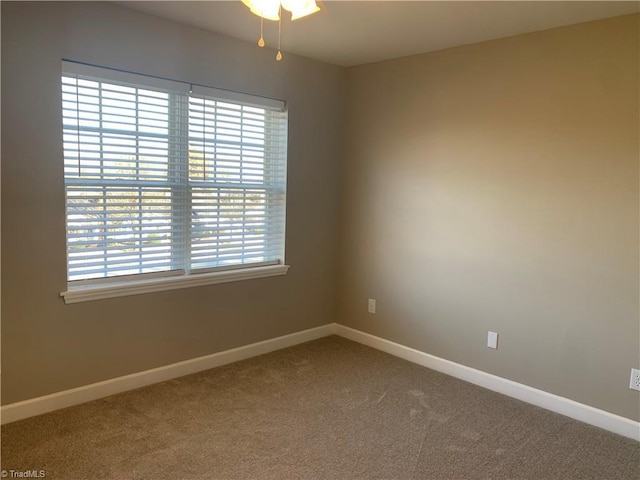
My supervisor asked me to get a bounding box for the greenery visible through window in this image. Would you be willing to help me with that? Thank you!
[61,62,288,284]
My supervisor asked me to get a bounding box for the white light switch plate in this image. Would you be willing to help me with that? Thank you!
[487,331,499,349]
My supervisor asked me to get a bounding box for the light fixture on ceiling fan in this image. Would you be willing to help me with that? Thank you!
[241,0,321,61]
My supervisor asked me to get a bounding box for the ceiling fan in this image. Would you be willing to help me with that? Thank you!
[241,0,326,61]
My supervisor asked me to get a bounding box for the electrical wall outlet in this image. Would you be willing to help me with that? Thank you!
[630,368,640,392]
[487,331,498,349]
[367,298,376,314]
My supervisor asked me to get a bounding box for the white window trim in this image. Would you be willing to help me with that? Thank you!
[61,264,290,304]
[59,61,290,303]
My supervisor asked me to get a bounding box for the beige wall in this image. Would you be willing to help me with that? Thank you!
[1,2,344,404]
[2,2,638,423]
[340,14,639,421]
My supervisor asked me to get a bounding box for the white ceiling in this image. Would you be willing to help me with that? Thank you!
[117,1,640,66]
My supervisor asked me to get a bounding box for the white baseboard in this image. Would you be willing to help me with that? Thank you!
[333,324,639,441]
[3,322,638,441]
[0,324,334,425]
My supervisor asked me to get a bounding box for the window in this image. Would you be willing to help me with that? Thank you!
[60,62,288,303]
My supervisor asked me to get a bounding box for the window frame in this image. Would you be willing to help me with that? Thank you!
[59,61,289,304]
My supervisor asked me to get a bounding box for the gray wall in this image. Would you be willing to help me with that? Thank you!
[1,2,344,404]
[339,14,639,421]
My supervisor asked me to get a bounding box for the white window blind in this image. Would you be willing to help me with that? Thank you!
[62,62,288,285]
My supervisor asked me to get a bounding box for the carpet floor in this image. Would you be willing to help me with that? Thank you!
[1,335,639,479]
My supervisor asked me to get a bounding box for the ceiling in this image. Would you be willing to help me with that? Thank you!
[117,1,640,66]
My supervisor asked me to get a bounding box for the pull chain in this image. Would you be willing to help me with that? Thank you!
[258,16,265,47]
[276,6,283,61]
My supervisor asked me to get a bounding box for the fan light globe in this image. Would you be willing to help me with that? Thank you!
[241,0,281,21]
[282,0,320,20]
[242,0,320,21]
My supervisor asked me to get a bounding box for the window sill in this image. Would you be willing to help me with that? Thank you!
[60,264,290,304]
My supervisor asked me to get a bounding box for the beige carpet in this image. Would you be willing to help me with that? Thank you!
[1,336,639,479]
